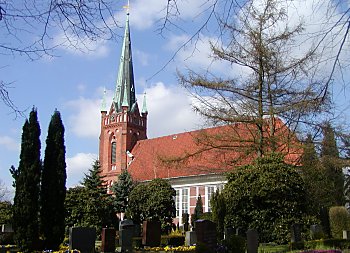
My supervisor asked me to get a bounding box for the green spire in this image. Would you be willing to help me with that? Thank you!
[101,88,107,112]
[141,92,148,114]
[114,12,136,112]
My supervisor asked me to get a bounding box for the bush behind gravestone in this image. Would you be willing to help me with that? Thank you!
[329,206,350,239]
[222,234,246,253]
[0,232,14,245]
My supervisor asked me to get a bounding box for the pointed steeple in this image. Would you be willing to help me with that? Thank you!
[114,11,136,112]
[141,92,148,114]
[101,87,107,112]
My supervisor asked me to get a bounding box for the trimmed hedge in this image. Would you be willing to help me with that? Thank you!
[290,239,350,250]
[329,206,350,239]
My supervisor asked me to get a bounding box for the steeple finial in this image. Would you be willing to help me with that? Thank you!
[101,87,107,112]
[142,92,148,114]
[113,3,136,112]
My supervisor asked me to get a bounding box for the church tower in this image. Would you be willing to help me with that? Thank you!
[99,11,148,187]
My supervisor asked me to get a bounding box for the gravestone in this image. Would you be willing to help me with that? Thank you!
[119,219,135,252]
[195,220,217,251]
[343,230,350,240]
[69,227,96,253]
[1,224,13,233]
[235,227,245,237]
[142,220,161,247]
[291,224,302,243]
[185,231,197,246]
[247,229,259,253]
[101,228,116,253]
[224,226,234,239]
[310,224,323,240]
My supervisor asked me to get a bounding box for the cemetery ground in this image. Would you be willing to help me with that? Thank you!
[2,221,350,253]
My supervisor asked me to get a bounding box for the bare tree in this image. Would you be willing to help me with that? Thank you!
[177,0,330,157]
[0,0,121,57]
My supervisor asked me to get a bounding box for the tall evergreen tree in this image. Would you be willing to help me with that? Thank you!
[112,169,134,214]
[301,134,328,215]
[81,160,118,234]
[40,110,66,250]
[321,122,345,206]
[191,194,204,226]
[10,108,41,252]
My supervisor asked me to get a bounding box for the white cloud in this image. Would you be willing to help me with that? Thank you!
[135,50,151,66]
[0,136,19,151]
[65,97,102,139]
[142,82,205,138]
[52,31,110,58]
[165,33,235,77]
[66,152,97,187]
[65,82,204,140]
[127,0,210,30]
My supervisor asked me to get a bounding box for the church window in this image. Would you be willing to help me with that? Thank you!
[175,190,180,217]
[207,186,215,212]
[182,188,189,214]
[206,184,224,212]
[111,142,116,164]
[175,188,189,219]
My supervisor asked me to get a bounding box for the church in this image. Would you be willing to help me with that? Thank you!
[98,12,301,225]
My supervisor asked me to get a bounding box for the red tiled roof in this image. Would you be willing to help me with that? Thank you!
[128,118,302,181]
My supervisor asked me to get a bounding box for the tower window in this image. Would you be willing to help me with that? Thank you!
[111,142,116,164]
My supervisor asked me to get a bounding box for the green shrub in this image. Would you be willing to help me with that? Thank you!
[303,239,350,250]
[0,232,14,245]
[199,212,213,221]
[329,206,350,239]
[223,235,246,253]
[161,235,185,247]
[289,241,305,250]
[195,242,215,253]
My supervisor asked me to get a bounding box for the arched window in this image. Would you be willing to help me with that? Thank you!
[111,142,116,164]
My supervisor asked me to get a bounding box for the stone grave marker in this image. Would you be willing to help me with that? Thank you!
[224,226,234,240]
[194,219,217,251]
[310,224,323,240]
[101,228,116,253]
[119,219,135,252]
[247,229,259,253]
[343,230,350,240]
[142,220,161,247]
[69,227,96,253]
[291,224,302,243]
[1,224,13,233]
[185,231,197,246]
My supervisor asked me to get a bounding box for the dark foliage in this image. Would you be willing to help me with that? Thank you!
[65,161,118,237]
[10,108,42,252]
[127,178,176,232]
[111,169,134,213]
[40,110,67,250]
[320,122,345,207]
[223,153,307,243]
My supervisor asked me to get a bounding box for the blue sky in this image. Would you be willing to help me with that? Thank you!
[1,0,350,199]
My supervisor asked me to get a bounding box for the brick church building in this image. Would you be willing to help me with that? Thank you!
[99,13,301,225]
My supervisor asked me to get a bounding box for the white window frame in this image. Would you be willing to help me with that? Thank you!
[205,184,224,212]
[175,188,190,224]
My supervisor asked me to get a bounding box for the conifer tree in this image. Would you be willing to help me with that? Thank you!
[191,194,203,225]
[40,110,66,250]
[81,160,118,233]
[112,169,134,213]
[211,190,226,239]
[10,108,41,252]
[301,134,328,215]
[321,122,345,206]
